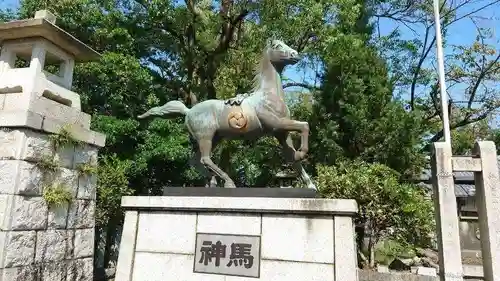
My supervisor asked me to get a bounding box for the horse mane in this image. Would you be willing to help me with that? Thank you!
[250,43,273,92]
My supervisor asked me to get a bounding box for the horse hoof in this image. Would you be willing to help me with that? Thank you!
[298,147,309,154]
[294,151,306,161]
[307,183,318,190]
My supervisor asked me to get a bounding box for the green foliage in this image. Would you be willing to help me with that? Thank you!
[374,239,415,266]
[35,155,60,173]
[451,119,493,155]
[43,183,73,207]
[311,40,426,178]
[489,129,500,154]
[374,1,500,144]
[75,52,156,118]
[316,160,434,266]
[48,124,81,150]
[35,124,82,206]
[76,162,98,177]
[96,154,134,226]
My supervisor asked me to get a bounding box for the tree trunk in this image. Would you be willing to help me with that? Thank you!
[94,226,102,268]
[103,218,118,268]
[355,223,366,268]
[367,227,378,268]
[368,239,376,268]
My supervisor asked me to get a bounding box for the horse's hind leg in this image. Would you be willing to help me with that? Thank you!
[198,137,236,188]
[189,150,217,187]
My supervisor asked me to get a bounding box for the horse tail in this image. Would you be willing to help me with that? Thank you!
[137,100,190,119]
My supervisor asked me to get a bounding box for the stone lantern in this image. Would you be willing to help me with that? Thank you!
[0,9,99,116]
[0,10,105,281]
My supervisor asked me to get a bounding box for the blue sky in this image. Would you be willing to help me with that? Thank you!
[0,0,16,10]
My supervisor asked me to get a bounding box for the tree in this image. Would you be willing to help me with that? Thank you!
[488,128,500,154]
[6,0,489,270]
[373,0,500,146]
[315,160,434,268]
[309,35,427,178]
[450,118,493,154]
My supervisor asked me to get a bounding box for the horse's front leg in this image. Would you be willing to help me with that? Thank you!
[275,132,317,190]
[258,111,309,160]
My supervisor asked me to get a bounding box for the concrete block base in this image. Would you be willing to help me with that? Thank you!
[115,196,359,281]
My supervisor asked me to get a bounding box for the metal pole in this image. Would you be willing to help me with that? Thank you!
[433,0,452,144]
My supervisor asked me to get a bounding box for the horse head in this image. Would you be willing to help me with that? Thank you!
[266,39,301,67]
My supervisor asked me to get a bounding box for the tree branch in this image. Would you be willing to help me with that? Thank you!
[295,31,314,53]
[429,103,499,143]
[410,27,434,110]
[468,52,500,108]
[283,82,319,91]
[213,8,249,56]
[444,0,500,27]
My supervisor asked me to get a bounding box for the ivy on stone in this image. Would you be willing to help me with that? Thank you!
[34,124,82,207]
[43,182,73,207]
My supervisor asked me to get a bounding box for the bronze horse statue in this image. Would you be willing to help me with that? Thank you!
[138,39,315,189]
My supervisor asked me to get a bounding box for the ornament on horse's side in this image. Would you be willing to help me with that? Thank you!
[227,107,248,130]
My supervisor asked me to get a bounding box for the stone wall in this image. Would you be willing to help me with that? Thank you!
[0,127,98,280]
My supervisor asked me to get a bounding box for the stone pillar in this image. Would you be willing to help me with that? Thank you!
[0,47,15,74]
[0,116,105,280]
[59,58,75,89]
[431,142,463,281]
[473,141,500,281]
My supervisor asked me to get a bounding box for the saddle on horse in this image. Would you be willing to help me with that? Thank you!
[224,93,252,106]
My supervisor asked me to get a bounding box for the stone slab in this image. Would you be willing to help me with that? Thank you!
[431,142,463,281]
[261,214,333,263]
[162,186,318,198]
[0,110,105,147]
[121,196,358,215]
[193,232,261,278]
[135,212,196,254]
[462,264,483,278]
[473,141,500,281]
[0,18,100,62]
[416,267,437,277]
[1,95,91,129]
[115,211,138,281]
[197,212,261,236]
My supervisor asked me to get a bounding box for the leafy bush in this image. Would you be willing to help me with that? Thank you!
[374,239,415,266]
[96,154,134,226]
[315,159,434,267]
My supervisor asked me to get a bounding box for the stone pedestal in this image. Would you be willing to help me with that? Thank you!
[0,123,105,280]
[115,194,359,281]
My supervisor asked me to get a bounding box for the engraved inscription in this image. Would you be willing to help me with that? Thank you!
[193,233,261,278]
